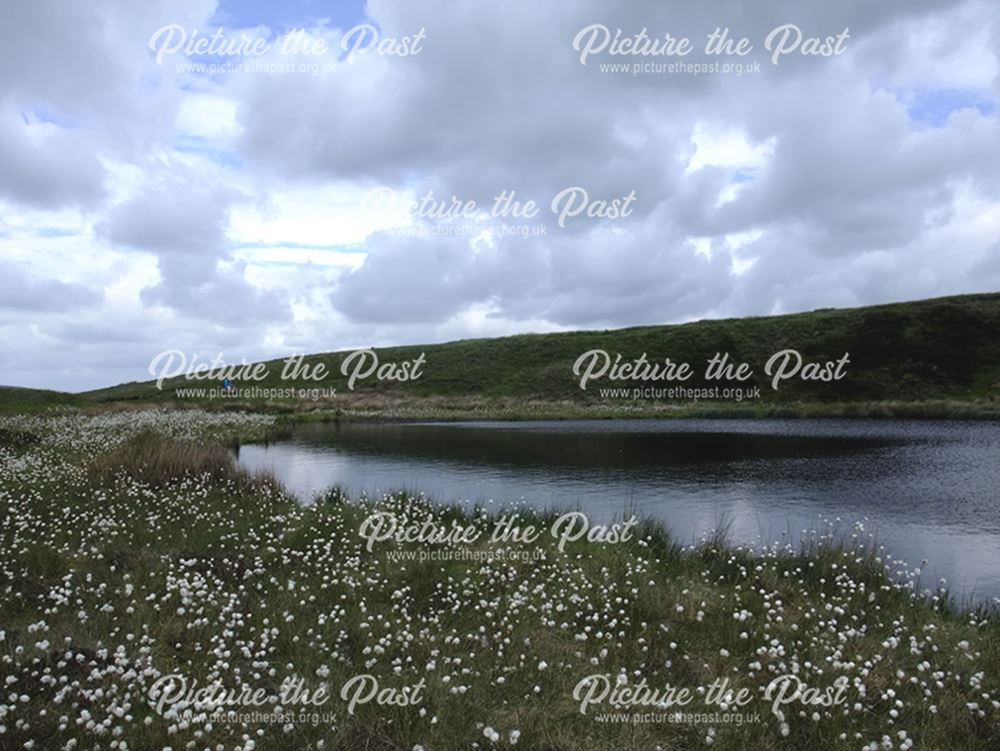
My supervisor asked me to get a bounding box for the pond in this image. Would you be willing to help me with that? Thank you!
[236,418,1000,602]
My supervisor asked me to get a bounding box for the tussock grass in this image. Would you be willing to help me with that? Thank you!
[90,429,278,491]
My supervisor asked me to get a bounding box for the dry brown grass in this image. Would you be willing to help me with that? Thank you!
[91,430,278,490]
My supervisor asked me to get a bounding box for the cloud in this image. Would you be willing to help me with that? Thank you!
[0,261,101,312]
[229,0,1000,330]
[0,0,999,389]
[101,174,235,256]
[0,106,106,209]
[100,170,291,325]
[0,0,216,138]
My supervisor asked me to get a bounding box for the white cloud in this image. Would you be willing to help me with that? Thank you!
[229,182,402,247]
[686,123,775,174]
[175,92,242,142]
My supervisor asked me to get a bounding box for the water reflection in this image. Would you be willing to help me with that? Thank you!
[236,419,1000,601]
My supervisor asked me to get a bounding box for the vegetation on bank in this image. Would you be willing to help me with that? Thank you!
[1,410,998,750]
[0,292,995,419]
[226,395,1000,422]
[0,386,83,415]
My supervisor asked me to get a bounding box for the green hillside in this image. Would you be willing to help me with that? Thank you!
[0,386,83,415]
[7,292,1000,418]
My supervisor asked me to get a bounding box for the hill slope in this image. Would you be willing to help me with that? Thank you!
[0,386,83,415]
[72,292,1000,417]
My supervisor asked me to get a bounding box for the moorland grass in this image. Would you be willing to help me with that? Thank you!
[0,410,998,750]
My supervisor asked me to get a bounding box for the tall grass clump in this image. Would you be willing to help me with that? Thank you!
[90,429,276,491]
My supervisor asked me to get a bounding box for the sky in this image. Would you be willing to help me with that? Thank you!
[1,0,999,391]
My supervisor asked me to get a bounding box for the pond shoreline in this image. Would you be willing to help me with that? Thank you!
[267,397,1000,425]
[238,417,1000,603]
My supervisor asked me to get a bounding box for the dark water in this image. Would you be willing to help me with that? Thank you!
[236,419,1000,601]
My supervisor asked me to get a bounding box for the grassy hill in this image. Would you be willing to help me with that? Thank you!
[8,292,1000,418]
[0,386,83,415]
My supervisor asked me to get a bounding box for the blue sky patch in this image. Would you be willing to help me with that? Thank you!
[35,228,79,238]
[905,87,995,127]
[212,0,368,34]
